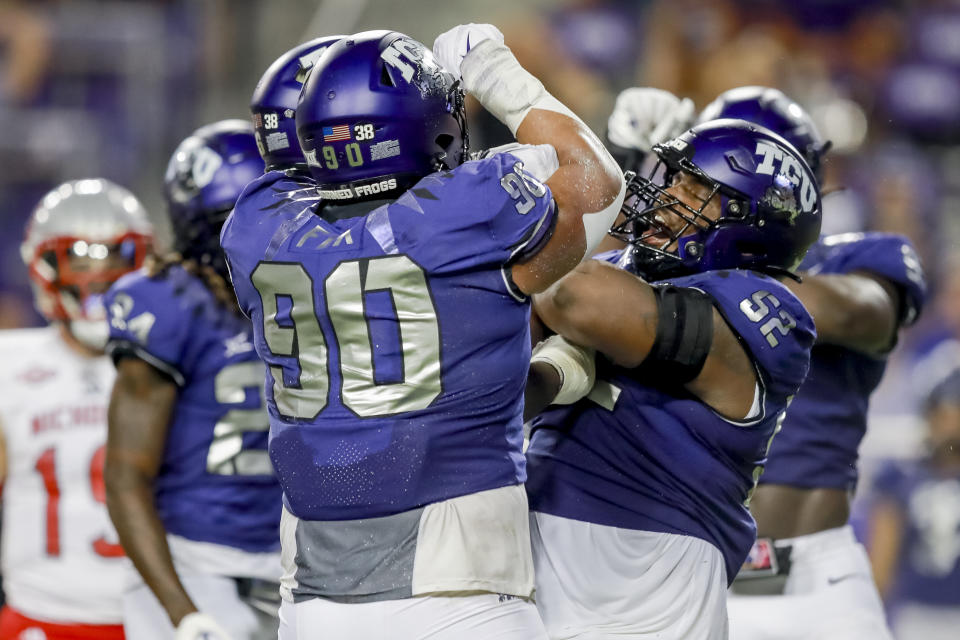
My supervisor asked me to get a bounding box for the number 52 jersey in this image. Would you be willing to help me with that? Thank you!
[527,260,816,583]
[222,153,556,521]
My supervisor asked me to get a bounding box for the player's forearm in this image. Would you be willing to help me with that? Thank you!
[534,260,658,366]
[786,273,897,354]
[105,471,197,625]
[868,500,903,600]
[524,360,563,421]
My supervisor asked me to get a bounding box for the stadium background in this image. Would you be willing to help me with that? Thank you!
[1,0,958,631]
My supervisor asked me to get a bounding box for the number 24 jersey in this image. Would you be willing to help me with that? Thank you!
[222,153,555,522]
[105,265,281,552]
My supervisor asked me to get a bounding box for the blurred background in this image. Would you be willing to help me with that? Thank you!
[1,0,959,634]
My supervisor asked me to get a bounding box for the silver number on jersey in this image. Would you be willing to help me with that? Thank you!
[500,162,546,215]
[109,292,156,344]
[739,290,796,348]
[252,255,442,420]
[326,256,442,416]
[251,262,330,420]
[207,361,272,475]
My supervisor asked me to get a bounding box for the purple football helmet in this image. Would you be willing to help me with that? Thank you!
[251,36,343,171]
[698,86,830,181]
[295,30,468,199]
[614,119,822,280]
[164,119,264,276]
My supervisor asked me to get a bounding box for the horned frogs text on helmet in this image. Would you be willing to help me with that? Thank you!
[614,119,822,280]
[163,119,264,278]
[295,30,468,201]
[251,35,343,171]
[21,178,154,349]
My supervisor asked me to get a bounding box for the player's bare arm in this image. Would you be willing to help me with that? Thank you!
[868,496,904,599]
[533,258,758,419]
[510,110,624,293]
[104,357,195,626]
[785,271,900,355]
[433,24,625,295]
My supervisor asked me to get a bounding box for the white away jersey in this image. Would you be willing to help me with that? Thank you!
[0,327,125,623]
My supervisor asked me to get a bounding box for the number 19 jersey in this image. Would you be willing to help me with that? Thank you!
[222,153,556,521]
[0,327,124,624]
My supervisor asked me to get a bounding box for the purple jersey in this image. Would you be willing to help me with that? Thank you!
[526,259,815,582]
[759,233,927,491]
[873,459,960,606]
[105,266,281,552]
[221,155,555,521]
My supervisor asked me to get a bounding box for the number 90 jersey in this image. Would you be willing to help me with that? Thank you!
[0,327,124,624]
[105,266,282,552]
[526,258,816,584]
[222,153,555,521]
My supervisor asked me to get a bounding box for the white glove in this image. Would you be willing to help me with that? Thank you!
[175,612,233,640]
[432,23,505,81]
[531,334,596,405]
[607,88,696,153]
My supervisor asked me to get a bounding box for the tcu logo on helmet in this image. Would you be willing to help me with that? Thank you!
[380,38,448,97]
[754,141,817,214]
[167,140,224,204]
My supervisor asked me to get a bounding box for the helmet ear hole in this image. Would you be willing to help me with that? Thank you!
[380,64,396,87]
[435,134,454,152]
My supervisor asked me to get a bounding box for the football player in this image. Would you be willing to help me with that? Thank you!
[103,121,279,640]
[606,86,927,639]
[1,179,153,639]
[524,119,821,639]
[221,24,624,640]
[870,367,960,640]
[688,88,925,640]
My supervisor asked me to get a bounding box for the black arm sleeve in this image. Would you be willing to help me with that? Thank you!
[640,284,714,384]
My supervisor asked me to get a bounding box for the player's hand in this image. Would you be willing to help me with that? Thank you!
[174,612,232,640]
[432,23,505,81]
[531,334,596,405]
[607,88,696,153]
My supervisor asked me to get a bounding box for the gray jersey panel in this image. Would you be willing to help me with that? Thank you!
[292,507,424,603]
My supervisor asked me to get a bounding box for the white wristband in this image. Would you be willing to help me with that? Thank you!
[531,335,596,405]
[460,39,578,136]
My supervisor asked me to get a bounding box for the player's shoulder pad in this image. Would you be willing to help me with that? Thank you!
[395,153,553,224]
[806,232,927,326]
[104,265,211,384]
[392,154,556,263]
[668,269,816,398]
[223,171,320,271]
[224,171,318,240]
